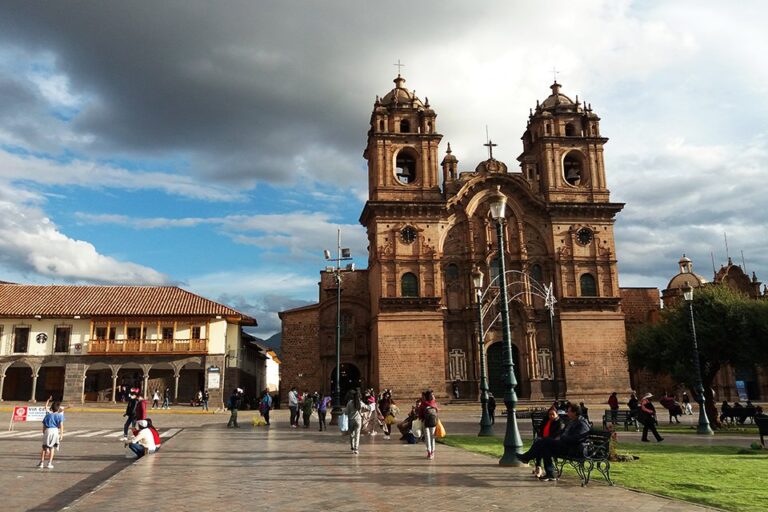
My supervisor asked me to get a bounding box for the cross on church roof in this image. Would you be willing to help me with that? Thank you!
[483,140,498,159]
[394,59,405,76]
[551,66,560,83]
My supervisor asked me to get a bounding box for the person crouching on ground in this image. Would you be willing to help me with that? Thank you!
[518,402,590,481]
[145,418,162,451]
[126,419,156,459]
[38,401,64,469]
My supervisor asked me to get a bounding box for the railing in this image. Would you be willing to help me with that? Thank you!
[87,338,208,354]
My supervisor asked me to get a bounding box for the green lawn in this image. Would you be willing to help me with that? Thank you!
[439,435,767,512]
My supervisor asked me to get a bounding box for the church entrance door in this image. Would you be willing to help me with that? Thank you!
[330,363,361,400]
[486,342,522,399]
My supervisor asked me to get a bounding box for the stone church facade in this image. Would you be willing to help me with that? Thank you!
[280,74,633,401]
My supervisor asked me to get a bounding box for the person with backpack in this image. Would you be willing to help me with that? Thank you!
[259,389,273,425]
[417,390,439,460]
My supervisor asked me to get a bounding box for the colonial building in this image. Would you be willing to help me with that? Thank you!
[0,283,258,406]
[280,74,632,401]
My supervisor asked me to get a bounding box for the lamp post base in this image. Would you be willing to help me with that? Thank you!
[499,448,526,467]
[329,405,343,426]
[479,401,494,437]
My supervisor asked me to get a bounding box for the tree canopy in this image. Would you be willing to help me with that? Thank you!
[627,285,768,397]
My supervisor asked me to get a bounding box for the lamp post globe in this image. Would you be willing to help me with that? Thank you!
[472,267,494,437]
[489,191,524,465]
[681,282,714,436]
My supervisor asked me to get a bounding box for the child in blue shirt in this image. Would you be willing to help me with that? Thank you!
[39,401,64,469]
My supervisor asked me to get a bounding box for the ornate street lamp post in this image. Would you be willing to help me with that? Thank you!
[324,229,353,425]
[489,190,524,466]
[681,283,714,435]
[472,267,494,437]
[544,282,560,401]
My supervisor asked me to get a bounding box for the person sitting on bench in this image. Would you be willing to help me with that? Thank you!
[518,402,590,481]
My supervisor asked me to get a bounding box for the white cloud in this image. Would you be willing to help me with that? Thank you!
[0,181,170,284]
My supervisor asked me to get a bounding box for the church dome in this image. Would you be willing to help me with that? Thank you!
[666,254,707,291]
[541,82,575,108]
[380,75,424,108]
[475,158,508,174]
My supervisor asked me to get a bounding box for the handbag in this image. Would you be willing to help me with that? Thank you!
[339,412,349,432]
[435,418,447,438]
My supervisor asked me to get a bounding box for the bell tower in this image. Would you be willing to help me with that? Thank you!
[363,74,443,203]
[360,73,448,398]
[518,82,609,204]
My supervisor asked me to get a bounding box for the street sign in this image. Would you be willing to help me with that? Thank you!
[207,367,221,389]
[8,406,47,431]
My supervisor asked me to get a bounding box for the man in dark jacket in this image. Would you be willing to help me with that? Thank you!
[122,391,139,440]
[227,388,243,428]
[519,402,590,481]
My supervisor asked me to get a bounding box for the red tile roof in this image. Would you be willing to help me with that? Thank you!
[0,284,256,325]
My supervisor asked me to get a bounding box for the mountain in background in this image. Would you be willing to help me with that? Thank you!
[246,330,281,355]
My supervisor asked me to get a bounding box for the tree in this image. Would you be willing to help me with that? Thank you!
[627,285,768,428]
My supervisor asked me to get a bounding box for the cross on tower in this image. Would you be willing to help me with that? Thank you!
[483,140,498,159]
[551,66,560,83]
[394,59,405,76]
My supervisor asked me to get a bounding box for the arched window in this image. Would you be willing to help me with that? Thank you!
[445,264,459,283]
[564,123,576,136]
[395,150,417,184]
[427,121,432,133]
[340,311,353,336]
[489,256,501,286]
[545,124,551,135]
[580,273,597,297]
[399,119,411,133]
[378,120,385,132]
[563,152,583,186]
[401,272,419,297]
[530,264,543,284]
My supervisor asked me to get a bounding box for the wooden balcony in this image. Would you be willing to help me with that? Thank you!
[87,338,209,355]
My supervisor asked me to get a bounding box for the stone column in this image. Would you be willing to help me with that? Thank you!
[63,363,87,404]
[30,368,40,403]
[526,326,544,400]
[0,370,5,402]
[110,364,121,403]
[173,369,181,402]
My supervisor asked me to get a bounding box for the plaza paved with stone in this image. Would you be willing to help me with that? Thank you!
[1,405,753,511]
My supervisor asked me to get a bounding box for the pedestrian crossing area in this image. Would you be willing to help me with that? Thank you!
[0,428,182,440]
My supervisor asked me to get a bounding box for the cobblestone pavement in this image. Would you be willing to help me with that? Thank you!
[1,407,750,511]
[64,410,717,512]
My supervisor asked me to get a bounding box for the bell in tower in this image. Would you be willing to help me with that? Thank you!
[363,73,443,203]
[518,81,610,204]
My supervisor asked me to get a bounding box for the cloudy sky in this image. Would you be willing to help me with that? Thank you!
[0,1,766,338]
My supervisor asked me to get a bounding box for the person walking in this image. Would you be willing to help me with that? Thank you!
[122,391,139,440]
[682,392,693,415]
[345,389,372,455]
[638,393,664,442]
[152,389,160,409]
[417,390,439,460]
[38,401,64,469]
[259,389,273,425]
[378,389,396,439]
[608,392,619,423]
[201,389,209,412]
[227,388,243,428]
[162,387,171,409]
[487,393,496,424]
[288,387,299,428]
[301,391,314,428]
[317,393,332,431]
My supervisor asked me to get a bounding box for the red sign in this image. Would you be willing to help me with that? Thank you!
[12,406,46,422]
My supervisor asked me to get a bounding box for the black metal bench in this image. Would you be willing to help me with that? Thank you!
[555,430,614,486]
[601,409,638,431]
[756,416,768,448]
[531,411,547,440]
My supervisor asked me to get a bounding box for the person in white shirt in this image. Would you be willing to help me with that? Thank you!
[126,419,156,459]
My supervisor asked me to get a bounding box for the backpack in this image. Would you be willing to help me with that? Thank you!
[424,406,438,428]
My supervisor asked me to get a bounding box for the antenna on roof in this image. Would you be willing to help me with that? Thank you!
[724,232,729,260]
[741,250,747,273]
[710,252,716,276]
